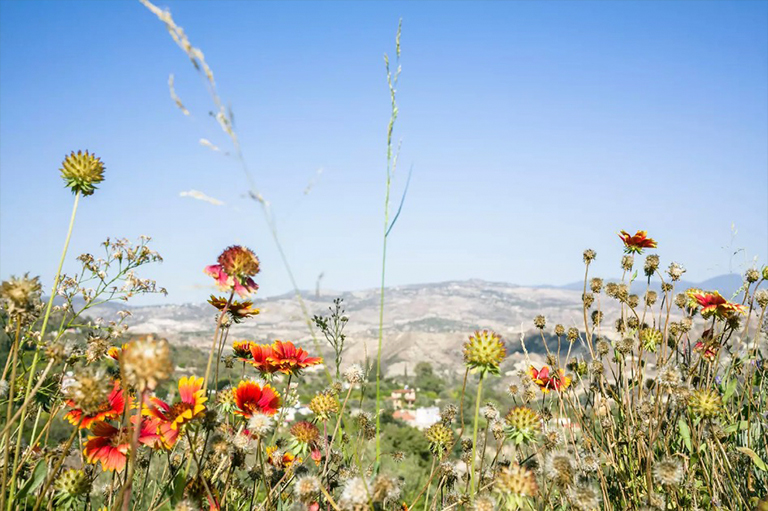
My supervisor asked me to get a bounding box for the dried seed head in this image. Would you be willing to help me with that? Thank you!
[591,310,603,327]
[689,389,722,419]
[653,457,684,486]
[667,262,686,282]
[472,495,496,511]
[644,254,660,276]
[589,360,604,376]
[344,364,365,384]
[567,328,579,342]
[247,413,273,439]
[645,290,658,306]
[122,335,172,391]
[582,293,594,309]
[0,273,42,323]
[339,477,369,511]
[65,366,111,415]
[590,277,603,294]
[494,464,538,505]
[627,294,639,309]
[441,403,458,424]
[60,150,105,196]
[755,289,768,309]
[596,339,610,357]
[294,476,320,502]
[533,315,546,329]
[583,249,596,264]
[544,450,576,487]
[218,246,260,280]
[554,324,565,336]
[616,337,635,355]
[621,255,634,272]
[372,474,401,504]
[309,392,339,420]
[567,484,601,511]
[745,268,760,284]
[426,423,454,457]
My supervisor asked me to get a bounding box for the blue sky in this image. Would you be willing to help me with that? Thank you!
[1,0,766,305]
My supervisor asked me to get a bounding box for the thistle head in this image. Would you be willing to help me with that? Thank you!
[463,330,506,376]
[60,150,105,196]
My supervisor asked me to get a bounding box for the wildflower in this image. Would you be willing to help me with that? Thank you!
[294,476,321,503]
[567,484,601,510]
[344,364,365,384]
[339,477,369,511]
[372,475,401,504]
[248,343,281,374]
[247,413,274,438]
[644,254,660,276]
[494,464,538,509]
[425,423,454,457]
[463,330,506,376]
[583,249,596,263]
[690,290,746,320]
[289,420,320,456]
[122,335,172,391]
[55,468,91,497]
[653,457,684,486]
[269,340,323,375]
[504,406,540,445]
[65,380,124,429]
[533,315,546,329]
[231,340,254,361]
[233,380,281,417]
[689,388,722,419]
[0,273,42,321]
[694,338,719,362]
[544,450,576,487]
[83,419,159,471]
[60,150,105,196]
[309,391,339,420]
[266,445,299,469]
[528,366,571,393]
[618,230,657,254]
[507,384,519,396]
[205,246,260,298]
[209,295,260,322]
[144,376,207,448]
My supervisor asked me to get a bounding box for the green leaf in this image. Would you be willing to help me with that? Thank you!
[16,459,46,501]
[679,417,692,453]
[723,378,738,403]
[737,447,768,471]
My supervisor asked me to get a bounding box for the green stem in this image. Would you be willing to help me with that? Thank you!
[470,373,485,495]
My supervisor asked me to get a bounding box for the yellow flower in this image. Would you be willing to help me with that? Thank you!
[463,330,506,376]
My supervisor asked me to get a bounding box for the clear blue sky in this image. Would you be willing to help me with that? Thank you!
[1,0,766,305]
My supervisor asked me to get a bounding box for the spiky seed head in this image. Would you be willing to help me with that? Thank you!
[596,339,610,357]
[504,406,541,445]
[567,484,601,511]
[582,293,594,309]
[60,150,105,196]
[463,330,506,376]
[689,388,722,419]
[667,262,686,281]
[755,289,768,309]
[0,273,42,322]
[344,364,365,384]
[653,457,684,486]
[621,255,634,271]
[533,315,546,329]
[426,423,454,457]
[567,328,579,342]
[218,246,260,280]
[441,403,458,424]
[390,451,405,463]
[763,266,768,281]
[591,310,603,327]
[583,249,596,264]
[122,335,172,391]
[494,464,538,508]
[472,495,496,511]
[645,290,658,306]
[554,324,565,336]
[309,392,339,420]
[627,294,640,308]
[590,277,603,293]
[56,468,90,496]
[745,268,760,284]
[616,337,634,355]
[640,329,663,352]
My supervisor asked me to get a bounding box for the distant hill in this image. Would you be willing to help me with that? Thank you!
[78,275,744,376]
[557,273,744,298]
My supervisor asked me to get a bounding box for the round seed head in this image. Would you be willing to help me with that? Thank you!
[60,150,105,196]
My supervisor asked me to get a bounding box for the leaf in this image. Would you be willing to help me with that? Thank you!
[16,460,46,500]
[723,378,738,403]
[679,418,692,453]
[737,447,768,471]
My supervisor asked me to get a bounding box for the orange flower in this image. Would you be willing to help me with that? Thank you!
[144,376,207,448]
[618,230,657,254]
[528,366,571,393]
[83,418,159,471]
[266,445,300,469]
[691,290,746,320]
[233,380,281,417]
[233,340,255,361]
[248,344,281,374]
[65,381,125,429]
[107,343,128,361]
[269,340,323,375]
[208,295,260,323]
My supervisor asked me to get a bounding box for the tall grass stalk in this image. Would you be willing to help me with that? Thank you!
[375,18,402,467]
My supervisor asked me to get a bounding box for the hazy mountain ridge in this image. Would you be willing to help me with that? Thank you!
[69,275,752,376]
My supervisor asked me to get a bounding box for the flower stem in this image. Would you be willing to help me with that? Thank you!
[469,373,485,495]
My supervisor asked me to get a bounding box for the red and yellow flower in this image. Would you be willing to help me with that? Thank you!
[83,418,160,471]
[107,343,129,361]
[248,343,282,374]
[233,380,281,417]
[233,340,255,361]
[690,290,746,320]
[266,445,301,469]
[208,295,260,323]
[64,381,125,429]
[269,340,323,375]
[618,230,657,254]
[528,366,571,393]
[144,376,207,448]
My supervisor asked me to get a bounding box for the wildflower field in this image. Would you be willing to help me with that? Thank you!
[1,2,767,511]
